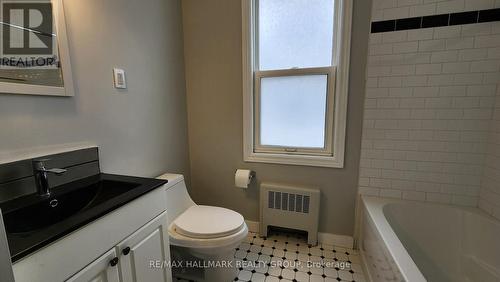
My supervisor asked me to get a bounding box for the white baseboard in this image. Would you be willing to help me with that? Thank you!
[245,220,260,233]
[245,220,354,249]
[318,232,353,249]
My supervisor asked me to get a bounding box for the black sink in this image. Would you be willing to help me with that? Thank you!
[3,180,140,234]
[0,173,167,262]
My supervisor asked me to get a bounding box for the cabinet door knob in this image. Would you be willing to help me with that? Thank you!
[109,257,119,267]
[122,247,131,256]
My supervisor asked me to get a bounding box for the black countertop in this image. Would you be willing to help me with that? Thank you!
[0,173,167,262]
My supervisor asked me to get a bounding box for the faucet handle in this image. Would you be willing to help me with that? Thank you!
[45,168,67,175]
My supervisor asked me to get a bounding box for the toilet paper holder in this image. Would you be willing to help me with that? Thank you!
[235,169,256,180]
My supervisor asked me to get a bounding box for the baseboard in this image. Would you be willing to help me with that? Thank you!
[244,220,353,249]
[245,220,260,233]
[318,232,354,249]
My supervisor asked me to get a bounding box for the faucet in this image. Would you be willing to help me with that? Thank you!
[33,159,67,197]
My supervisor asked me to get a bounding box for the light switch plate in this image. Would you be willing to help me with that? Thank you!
[113,68,126,89]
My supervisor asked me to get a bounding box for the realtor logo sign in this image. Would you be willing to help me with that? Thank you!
[0,1,57,68]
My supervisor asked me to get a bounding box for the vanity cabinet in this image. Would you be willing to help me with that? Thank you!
[67,211,171,282]
[66,249,120,282]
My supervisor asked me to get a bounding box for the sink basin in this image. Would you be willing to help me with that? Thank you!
[3,180,139,234]
[0,173,167,262]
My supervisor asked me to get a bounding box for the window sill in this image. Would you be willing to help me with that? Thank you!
[244,151,344,168]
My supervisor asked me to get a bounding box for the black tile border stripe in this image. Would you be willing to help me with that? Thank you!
[371,8,500,33]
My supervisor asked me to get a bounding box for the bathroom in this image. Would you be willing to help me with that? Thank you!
[0,0,499,281]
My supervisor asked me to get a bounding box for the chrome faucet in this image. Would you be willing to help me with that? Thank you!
[33,159,67,197]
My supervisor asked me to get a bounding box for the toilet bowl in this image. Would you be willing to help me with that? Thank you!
[157,173,248,282]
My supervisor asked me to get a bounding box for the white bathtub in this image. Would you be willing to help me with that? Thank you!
[358,196,500,282]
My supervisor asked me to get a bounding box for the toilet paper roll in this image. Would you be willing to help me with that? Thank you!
[235,169,252,188]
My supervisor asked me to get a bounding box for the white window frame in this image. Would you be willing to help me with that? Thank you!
[242,0,353,168]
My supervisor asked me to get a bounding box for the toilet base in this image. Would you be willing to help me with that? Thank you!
[171,246,238,282]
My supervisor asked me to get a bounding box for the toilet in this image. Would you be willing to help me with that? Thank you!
[157,173,248,282]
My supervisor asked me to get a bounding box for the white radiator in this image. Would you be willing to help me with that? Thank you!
[260,183,320,245]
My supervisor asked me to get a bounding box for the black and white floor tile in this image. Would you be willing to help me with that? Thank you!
[176,230,366,282]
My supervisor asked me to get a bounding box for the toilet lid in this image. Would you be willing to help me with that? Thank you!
[173,205,245,239]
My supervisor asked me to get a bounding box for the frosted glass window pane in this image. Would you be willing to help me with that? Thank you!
[258,0,334,70]
[260,75,327,148]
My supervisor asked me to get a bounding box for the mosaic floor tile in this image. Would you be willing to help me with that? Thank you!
[175,230,366,282]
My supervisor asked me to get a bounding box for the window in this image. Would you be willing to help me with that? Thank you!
[242,0,352,167]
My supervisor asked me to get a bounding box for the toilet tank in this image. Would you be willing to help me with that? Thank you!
[157,173,196,226]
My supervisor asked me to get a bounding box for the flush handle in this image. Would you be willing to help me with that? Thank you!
[109,257,119,267]
[122,247,131,256]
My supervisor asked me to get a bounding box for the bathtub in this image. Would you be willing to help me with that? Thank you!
[358,196,500,282]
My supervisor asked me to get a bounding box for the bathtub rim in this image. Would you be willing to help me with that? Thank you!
[360,195,426,282]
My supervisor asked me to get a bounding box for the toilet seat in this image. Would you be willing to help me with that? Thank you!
[172,205,245,239]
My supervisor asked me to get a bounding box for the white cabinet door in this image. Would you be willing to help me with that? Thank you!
[66,249,120,282]
[117,211,172,282]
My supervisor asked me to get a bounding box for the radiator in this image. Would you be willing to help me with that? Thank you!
[260,183,320,245]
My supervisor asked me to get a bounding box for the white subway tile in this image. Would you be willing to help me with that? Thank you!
[358,186,380,196]
[380,189,403,198]
[398,0,424,7]
[372,10,384,21]
[458,48,488,61]
[470,60,500,73]
[403,52,432,64]
[368,66,392,77]
[419,39,446,52]
[377,98,401,108]
[408,28,434,41]
[366,77,379,88]
[409,3,437,16]
[409,130,434,140]
[427,74,455,86]
[445,37,474,50]
[436,0,465,14]
[383,6,410,19]
[383,31,408,43]
[453,73,484,85]
[439,86,467,96]
[391,65,416,76]
[416,63,442,74]
[483,72,500,83]
[411,109,437,119]
[464,0,495,10]
[365,99,378,109]
[403,191,426,200]
[488,47,500,59]
[431,50,458,63]
[393,41,419,53]
[426,192,452,203]
[375,120,399,129]
[400,98,426,108]
[461,23,492,37]
[395,160,418,170]
[370,178,392,188]
[436,109,464,119]
[370,33,383,45]
[366,88,389,98]
[434,26,461,39]
[463,109,494,119]
[398,120,422,129]
[475,35,500,48]
[370,43,394,55]
[379,76,404,87]
[389,87,414,97]
[442,62,471,73]
[413,86,440,97]
[358,177,370,187]
[403,75,429,86]
[425,97,454,108]
[385,129,410,139]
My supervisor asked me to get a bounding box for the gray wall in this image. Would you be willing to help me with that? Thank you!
[182,0,371,235]
[0,0,190,178]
